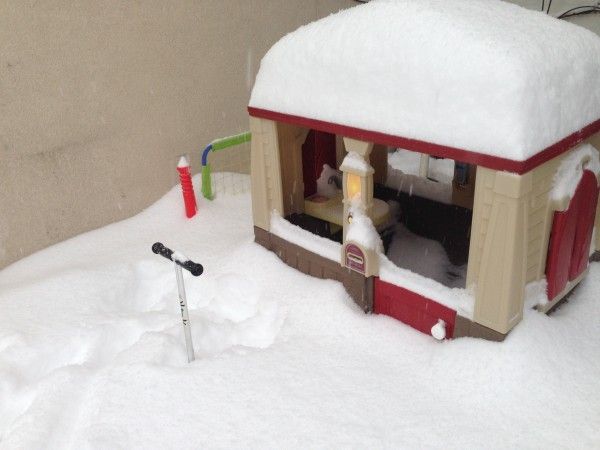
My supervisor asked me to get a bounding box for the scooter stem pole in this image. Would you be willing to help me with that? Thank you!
[175,262,195,363]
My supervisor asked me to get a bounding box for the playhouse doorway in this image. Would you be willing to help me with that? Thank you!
[302,130,337,198]
[285,130,344,243]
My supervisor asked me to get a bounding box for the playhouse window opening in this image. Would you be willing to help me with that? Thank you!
[275,126,475,285]
[375,148,473,289]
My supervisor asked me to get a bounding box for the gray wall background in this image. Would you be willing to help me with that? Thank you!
[0,0,354,268]
[0,0,598,269]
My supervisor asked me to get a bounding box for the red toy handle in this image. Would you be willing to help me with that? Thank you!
[177,162,197,218]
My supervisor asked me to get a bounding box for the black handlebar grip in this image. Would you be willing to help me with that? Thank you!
[152,242,173,260]
[181,260,203,277]
[152,242,203,277]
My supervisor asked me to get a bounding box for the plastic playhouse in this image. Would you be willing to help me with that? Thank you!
[246,0,600,340]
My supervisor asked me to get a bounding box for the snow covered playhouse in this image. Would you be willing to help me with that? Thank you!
[247,1,600,341]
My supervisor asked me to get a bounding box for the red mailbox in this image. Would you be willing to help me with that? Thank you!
[345,244,366,274]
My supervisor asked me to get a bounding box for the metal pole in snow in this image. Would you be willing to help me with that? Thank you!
[152,242,203,363]
[174,262,195,362]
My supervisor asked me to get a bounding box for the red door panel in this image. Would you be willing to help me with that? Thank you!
[302,130,337,198]
[569,171,599,280]
[374,278,456,339]
[545,205,580,300]
[546,169,599,300]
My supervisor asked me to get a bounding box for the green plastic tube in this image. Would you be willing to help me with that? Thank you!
[201,165,213,200]
[211,132,252,152]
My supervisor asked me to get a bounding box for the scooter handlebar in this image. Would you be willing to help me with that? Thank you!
[152,242,203,276]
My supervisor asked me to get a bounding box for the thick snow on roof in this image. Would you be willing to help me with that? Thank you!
[249,0,600,162]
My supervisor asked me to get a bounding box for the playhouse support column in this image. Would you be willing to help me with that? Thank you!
[341,138,374,241]
[469,169,532,335]
[249,117,284,231]
[339,138,380,279]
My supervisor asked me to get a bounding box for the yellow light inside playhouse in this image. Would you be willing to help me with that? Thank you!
[347,173,362,199]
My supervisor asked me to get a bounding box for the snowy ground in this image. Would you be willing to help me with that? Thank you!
[1,175,599,449]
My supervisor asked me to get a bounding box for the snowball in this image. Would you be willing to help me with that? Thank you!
[431,320,447,340]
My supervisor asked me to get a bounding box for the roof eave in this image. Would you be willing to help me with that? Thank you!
[248,106,600,175]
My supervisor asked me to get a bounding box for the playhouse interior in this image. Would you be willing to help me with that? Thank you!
[282,129,475,289]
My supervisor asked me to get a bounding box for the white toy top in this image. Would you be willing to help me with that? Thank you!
[177,156,189,168]
[249,0,600,167]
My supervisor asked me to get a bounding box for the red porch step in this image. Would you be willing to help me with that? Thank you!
[374,278,457,339]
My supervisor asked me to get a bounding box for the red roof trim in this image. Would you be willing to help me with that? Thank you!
[248,106,600,174]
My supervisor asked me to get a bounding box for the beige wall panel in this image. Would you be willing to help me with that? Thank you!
[466,168,495,287]
[0,0,354,268]
[468,169,532,334]
[250,118,271,231]
[249,118,285,230]
[526,155,564,282]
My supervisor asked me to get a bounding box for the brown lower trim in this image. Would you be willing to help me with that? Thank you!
[546,286,578,315]
[248,106,600,175]
[538,268,588,314]
[256,226,509,341]
[254,226,373,312]
[253,226,272,250]
[453,315,507,342]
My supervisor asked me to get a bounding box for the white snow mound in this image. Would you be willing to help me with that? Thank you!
[0,174,599,447]
[250,0,600,161]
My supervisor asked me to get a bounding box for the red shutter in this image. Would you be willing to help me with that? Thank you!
[545,170,599,300]
[569,171,599,280]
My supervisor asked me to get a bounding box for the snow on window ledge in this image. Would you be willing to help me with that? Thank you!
[378,255,474,319]
[270,212,341,262]
[271,211,476,318]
